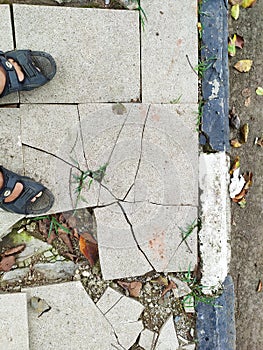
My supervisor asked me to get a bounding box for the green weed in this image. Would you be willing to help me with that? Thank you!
[170,94,183,104]
[135,0,147,30]
[194,56,217,77]
[32,215,71,236]
[177,218,200,252]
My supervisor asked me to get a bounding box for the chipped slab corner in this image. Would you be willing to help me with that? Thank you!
[199,152,231,294]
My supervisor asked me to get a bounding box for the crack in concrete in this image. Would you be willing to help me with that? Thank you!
[122,104,151,202]
[117,201,155,271]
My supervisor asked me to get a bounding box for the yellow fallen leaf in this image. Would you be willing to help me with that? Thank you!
[228,34,236,57]
[241,0,256,8]
[256,87,263,95]
[230,138,242,148]
[231,4,240,20]
[230,156,240,175]
[241,123,249,143]
[234,60,253,72]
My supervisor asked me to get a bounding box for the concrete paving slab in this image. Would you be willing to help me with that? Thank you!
[97,286,144,349]
[23,281,118,350]
[79,103,148,203]
[20,104,99,212]
[13,5,140,104]
[0,5,18,105]
[95,203,153,280]
[0,293,29,350]
[199,152,231,293]
[141,0,198,104]
[134,104,198,205]
[0,211,24,240]
[155,314,179,350]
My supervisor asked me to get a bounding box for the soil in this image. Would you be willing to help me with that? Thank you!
[228,2,263,349]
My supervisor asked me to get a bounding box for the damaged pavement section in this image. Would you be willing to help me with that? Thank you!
[0,103,198,281]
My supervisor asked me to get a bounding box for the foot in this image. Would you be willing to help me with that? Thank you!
[0,171,42,204]
[0,58,24,94]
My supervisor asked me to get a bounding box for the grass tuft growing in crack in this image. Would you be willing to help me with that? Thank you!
[32,215,71,236]
[181,264,220,308]
[177,218,201,253]
[134,0,147,30]
[194,56,217,77]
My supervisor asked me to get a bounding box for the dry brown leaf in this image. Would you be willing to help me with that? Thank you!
[161,281,177,298]
[243,172,253,190]
[230,156,240,175]
[256,280,262,292]
[66,215,77,228]
[3,244,25,256]
[38,219,49,237]
[59,233,74,253]
[235,34,245,49]
[151,276,169,286]
[47,231,57,245]
[64,252,77,261]
[118,281,142,297]
[0,255,15,272]
[255,137,263,147]
[79,235,98,267]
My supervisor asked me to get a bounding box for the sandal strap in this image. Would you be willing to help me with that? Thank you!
[0,53,20,95]
[0,166,44,210]
[6,50,38,78]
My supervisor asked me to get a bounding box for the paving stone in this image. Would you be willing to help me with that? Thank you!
[199,152,231,293]
[78,103,148,203]
[97,286,144,349]
[23,281,117,350]
[138,328,158,350]
[141,0,198,103]
[13,5,140,103]
[155,314,179,350]
[96,286,123,313]
[95,203,153,280]
[0,5,18,105]
[20,104,98,212]
[134,104,198,205]
[0,293,29,350]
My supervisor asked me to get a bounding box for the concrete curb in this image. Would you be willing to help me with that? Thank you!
[197,0,236,349]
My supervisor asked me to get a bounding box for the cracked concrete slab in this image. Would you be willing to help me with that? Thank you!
[97,287,144,349]
[95,203,153,280]
[13,5,140,104]
[19,104,99,212]
[0,5,18,105]
[96,201,197,279]
[79,103,149,204]
[141,0,198,104]
[139,328,158,350]
[0,293,29,350]
[23,281,118,350]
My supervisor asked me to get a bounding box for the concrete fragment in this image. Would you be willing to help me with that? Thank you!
[1,267,30,283]
[23,281,117,350]
[97,287,144,349]
[0,212,24,241]
[199,153,231,293]
[170,276,192,298]
[155,314,179,350]
[139,328,158,350]
[13,5,140,103]
[182,344,196,350]
[141,0,198,103]
[96,286,123,314]
[33,261,77,280]
[0,293,29,350]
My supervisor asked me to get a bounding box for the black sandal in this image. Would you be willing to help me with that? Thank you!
[0,49,56,98]
[0,166,54,215]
